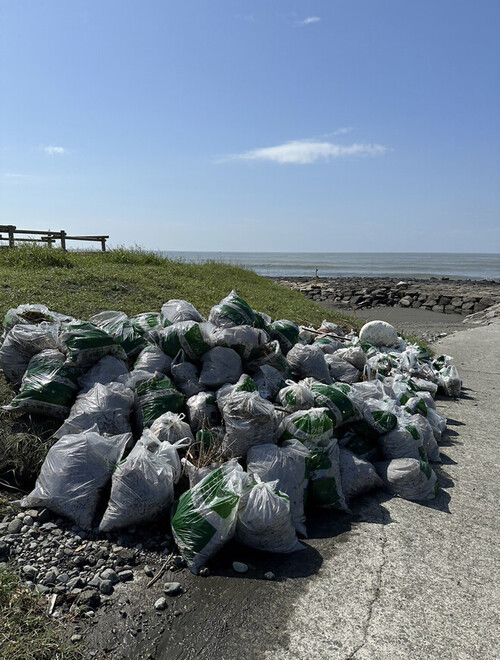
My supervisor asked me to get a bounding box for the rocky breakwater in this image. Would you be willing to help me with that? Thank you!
[274,277,500,315]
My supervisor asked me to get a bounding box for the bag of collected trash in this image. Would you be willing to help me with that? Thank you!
[21,426,131,529]
[338,429,379,461]
[160,299,205,325]
[286,344,332,384]
[99,430,178,532]
[212,325,269,360]
[349,379,394,402]
[130,312,162,336]
[405,412,441,462]
[89,311,146,359]
[185,391,221,433]
[245,339,292,379]
[359,320,399,347]
[236,476,304,553]
[220,390,277,458]
[279,407,334,446]
[426,407,447,441]
[253,365,286,401]
[136,374,184,427]
[335,346,367,371]
[199,347,242,389]
[254,310,272,330]
[208,290,257,328]
[313,336,344,354]
[307,438,350,512]
[305,380,358,428]
[324,354,360,384]
[134,345,172,375]
[171,461,249,574]
[318,320,345,337]
[170,349,203,397]
[438,365,462,397]
[366,352,400,378]
[59,321,127,369]
[298,325,316,344]
[182,458,222,489]
[0,322,59,384]
[277,379,315,412]
[78,356,129,394]
[54,382,135,439]
[375,458,440,501]
[378,422,427,462]
[150,321,214,360]
[216,373,258,408]
[355,398,399,435]
[339,448,383,500]
[247,440,310,537]
[5,349,81,418]
[3,304,72,332]
[150,411,195,446]
[268,319,300,356]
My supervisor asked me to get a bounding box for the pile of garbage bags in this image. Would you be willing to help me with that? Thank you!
[0,293,462,574]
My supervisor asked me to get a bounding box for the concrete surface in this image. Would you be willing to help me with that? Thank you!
[87,320,500,660]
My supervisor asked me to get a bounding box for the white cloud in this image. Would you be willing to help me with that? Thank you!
[296,16,321,26]
[43,145,67,156]
[222,140,388,165]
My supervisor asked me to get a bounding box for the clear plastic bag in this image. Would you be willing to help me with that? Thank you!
[0,322,59,384]
[185,391,221,433]
[208,290,257,328]
[150,411,195,446]
[375,458,440,501]
[160,299,205,325]
[199,346,243,389]
[339,448,383,500]
[77,355,129,394]
[286,343,332,384]
[134,345,172,375]
[220,390,277,458]
[170,349,203,397]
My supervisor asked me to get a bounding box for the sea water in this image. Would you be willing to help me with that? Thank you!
[160,252,500,280]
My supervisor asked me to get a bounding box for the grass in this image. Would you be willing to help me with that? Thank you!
[0,566,82,659]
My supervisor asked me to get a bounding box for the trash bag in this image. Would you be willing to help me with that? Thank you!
[247,440,310,537]
[286,344,332,384]
[199,347,243,389]
[313,336,344,354]
[405,412,441,462]
[236,476,304,553]
[78,356,129,394]
[339,448,383,500]
[378,422,428,462]
[359,320,399,347]
[216,374,258,409]
[318,320,345,337]
[150,321,214,360]
[89,311,146,359]
[298,325,316,344]
[426,407,447,441]
[21,426,131,530]
[3,304,72,332]
[4,349,81,418]
[253,365,286,401]
[171,461,249,574]
[338,430,379,461]
[279,407,334,446]
[134,345,172,375]
[220,390,277,458]
[245,340,292,379]
[59,321,127,369]
[324,354,360,384]
[185,391,221,433]
[150,411,195,446]
[355,398,399,435]
[136,374,185,427]
[375,458,440,501]
[160,299,205,325]
[54,382,135,439]
[170,349,203,397]
[99,430,178,532]
[268,320,300,356]
[438,365,462,397]
[0,322,59,384]
[208,290,257,328]
[335,346,367,372]
[305,380,358,428]
[277,380,315,412]
[130,312,162,336]
[254,310,272,330]
[181,458,222,489]
[213,325,269,360]
[307,438,350,512]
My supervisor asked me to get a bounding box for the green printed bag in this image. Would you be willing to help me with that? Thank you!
[208,290,257,328]
[151,321,213,361]
[307,438,350,512]
[136,374,184,427]
[89,311,147,359]
[59,321,127,368]
[308,381,358,428]
[279,407,334,446]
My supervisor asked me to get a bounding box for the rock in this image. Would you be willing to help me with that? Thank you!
[100,568,119,584]
[35,584,51,595]
[173,610,182,617]
[143,565,154,577]
[172,555,185,567]
[232,562,248,574]
[67,576,85,591]
[154,597,167,611]
[99,580,113,595]
[42,569,58,586]
[264,572,275,581]
[115,548,137,565]
[163,582,182,596]
[87,576,101,589]
[0,541,10,560]
[7,519,23,534]
[399,296,412,307]
[22,565,38,580]
[71,634,83,643]
[77,590,101,610]
[199,567,210,577]
[56,573,69,585]
[118,570,134,582]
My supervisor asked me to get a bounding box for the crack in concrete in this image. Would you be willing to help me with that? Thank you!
[345,503,389,660]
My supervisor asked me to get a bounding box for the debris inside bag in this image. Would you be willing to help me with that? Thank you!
[1,291,462,581]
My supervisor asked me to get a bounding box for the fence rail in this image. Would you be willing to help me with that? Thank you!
[0,225,109,252]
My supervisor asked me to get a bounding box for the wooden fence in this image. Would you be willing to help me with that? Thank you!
[0,225,109,252]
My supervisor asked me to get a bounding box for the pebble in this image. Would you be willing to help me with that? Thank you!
[100,568,119,584]
[163,581,182,596]
[7,519,23,534]
[173,610,182,617]
[232,562,248,574]
[144,565,154,577]
[264,572,275,581]
[99,580,114,595]
[118,570,134,582]
[71,634,83,643]
[199,567,210,577]
[22,565,38,580]
[154,597,167,611]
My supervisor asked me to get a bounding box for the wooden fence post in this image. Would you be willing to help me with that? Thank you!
[101,237,106,252]
[8,225,15,248]
[60,230,66,251]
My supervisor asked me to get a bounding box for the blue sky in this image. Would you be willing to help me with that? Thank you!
[1,1,499,252]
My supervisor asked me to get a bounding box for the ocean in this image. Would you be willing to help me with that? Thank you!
[161,252,500,280]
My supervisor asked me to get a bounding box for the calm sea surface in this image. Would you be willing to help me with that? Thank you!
[161,252,500,280]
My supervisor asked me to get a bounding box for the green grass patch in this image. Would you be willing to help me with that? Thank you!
[0,566,82,659]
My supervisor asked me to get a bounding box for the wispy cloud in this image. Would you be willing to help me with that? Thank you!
[43,145,68,156]
[220,140,388,165]
[296,16,321,26]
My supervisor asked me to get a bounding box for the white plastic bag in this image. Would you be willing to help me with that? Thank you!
[185,391,221,433]
[375,458,440,501]
[339,448,383,500]
[78,356,129,394]
[134,345,172,375]
[199,346,243,389]
[277,379,315,412]
[0,322,59,384]
[160,299,205,325]
[220,390,277,458]
[170,349,203,397]
[287,343,332,384]
[150,411,195,446]
[324,354,360,384]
